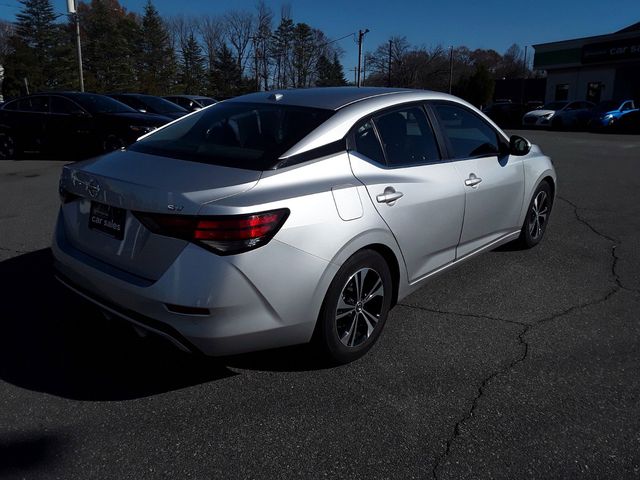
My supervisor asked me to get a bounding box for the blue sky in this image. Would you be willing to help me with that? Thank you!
[1,0,639,73]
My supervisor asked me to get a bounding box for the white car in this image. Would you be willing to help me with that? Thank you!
[522,101,570,127]
[53,87,556,364]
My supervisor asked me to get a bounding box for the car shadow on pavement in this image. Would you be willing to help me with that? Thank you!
[0,432,67,478]
[0,249,237,401]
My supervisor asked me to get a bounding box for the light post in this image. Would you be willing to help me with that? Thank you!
[67,0,84,92]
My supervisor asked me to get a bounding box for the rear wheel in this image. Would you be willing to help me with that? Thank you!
[315,250,392,364]
[0,131,17,160]
[517,181,553,249]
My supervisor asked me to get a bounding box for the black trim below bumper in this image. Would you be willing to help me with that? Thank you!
[54,268,202,355]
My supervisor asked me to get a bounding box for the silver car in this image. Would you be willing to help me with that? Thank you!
[53,87,556,364]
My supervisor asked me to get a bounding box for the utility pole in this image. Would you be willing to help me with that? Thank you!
[356,28,369,87]
[388,39,392,87]
[521,45,528,104]
[67,0,84,92]
[448,45,454,94]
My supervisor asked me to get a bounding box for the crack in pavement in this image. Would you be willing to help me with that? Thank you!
[397,303,527,328]
[428,197,630,480]
[558,196,638,294]
[428,287,620,480]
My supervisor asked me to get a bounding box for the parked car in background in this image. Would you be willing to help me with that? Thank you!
[522,101,568,127]
[482,101,526,128]
[550,101,595,130]
[612,109,640,134]
[588,100,637,130]
[0,92,171,160]
[53,87,555,364]
[163,95,217,112]
[109,93,189,120]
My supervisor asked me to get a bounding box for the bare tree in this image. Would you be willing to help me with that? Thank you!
[224,9,254,75]
[168,15,198,53]
[198,15,225,74]
[252,0,272,90]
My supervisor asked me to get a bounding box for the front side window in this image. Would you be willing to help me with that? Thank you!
[51,97,80,114]
[434,104,500,159]
[129,102,333,170]
[373,106,441,167]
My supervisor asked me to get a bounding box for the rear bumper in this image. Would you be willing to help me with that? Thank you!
[52,210,337,356]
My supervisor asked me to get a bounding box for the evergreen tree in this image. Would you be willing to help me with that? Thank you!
[3,0,74,96]
[291,22,314,87]
[179,32,206,94]
[270,17,294,88]
[210,43,242,99]
[138,0,176,94]
[316,52,347,87]
[80,0,140,92]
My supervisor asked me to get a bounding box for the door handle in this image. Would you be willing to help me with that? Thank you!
[376,187,404,205]
[465,173,482,187]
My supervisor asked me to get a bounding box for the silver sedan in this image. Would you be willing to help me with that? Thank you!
[53,87,556,364]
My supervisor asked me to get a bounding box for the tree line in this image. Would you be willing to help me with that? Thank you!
[0,0,534,107]
[363,37,535,106]
[0,0,348,99]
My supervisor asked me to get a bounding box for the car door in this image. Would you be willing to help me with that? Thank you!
[348,104,466,283]
[430,102,525,258]
[48,96,95,156]
[16,96,49,154]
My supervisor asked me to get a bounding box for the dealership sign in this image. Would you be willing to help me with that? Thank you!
[582,37,640,63]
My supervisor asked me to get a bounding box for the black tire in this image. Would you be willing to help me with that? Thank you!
[102,134,126,153]
[517,181,553,249]
[0,131,17,160]
[314,249,393,365]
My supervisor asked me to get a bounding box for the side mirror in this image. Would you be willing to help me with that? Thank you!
[71,109,89,118]
[510,135,531,156]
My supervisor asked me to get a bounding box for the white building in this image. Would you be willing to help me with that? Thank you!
[533,22,640,104]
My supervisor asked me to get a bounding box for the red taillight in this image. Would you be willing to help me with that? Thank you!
[134,209,289,255]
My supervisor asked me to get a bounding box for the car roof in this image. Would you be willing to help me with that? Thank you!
[230,87,423,111]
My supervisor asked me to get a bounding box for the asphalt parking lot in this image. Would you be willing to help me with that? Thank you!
[1,130,639,479]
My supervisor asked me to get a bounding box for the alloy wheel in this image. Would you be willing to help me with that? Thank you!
[528,190,549,241]
[0,132,16,160]
[335,268,384,348]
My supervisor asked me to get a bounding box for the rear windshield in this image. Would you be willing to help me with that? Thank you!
[196,97,216,106]
[129,102,334,170]
[69,93,137,114]
[139,95,188,114]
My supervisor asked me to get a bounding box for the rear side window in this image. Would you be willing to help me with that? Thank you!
[2,100,18,111]
[374,106,441,167]
[129,102,333,170]
[19,96,49,113]
[434,104,500,159]
[352,120,385,165]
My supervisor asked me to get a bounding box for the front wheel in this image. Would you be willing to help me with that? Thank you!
[315,250,393,365]
[517,181,553,249]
